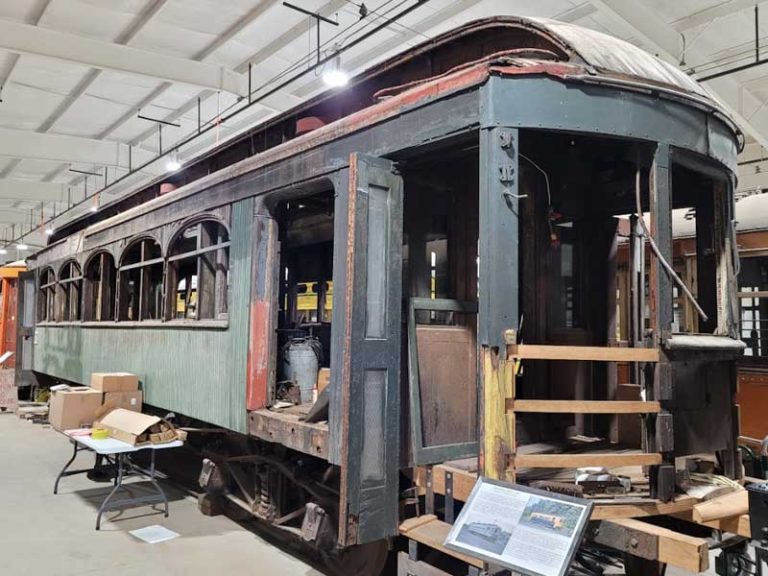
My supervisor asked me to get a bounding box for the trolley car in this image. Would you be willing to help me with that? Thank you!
[21,17,746,575]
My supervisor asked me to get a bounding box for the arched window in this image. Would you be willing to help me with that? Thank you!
[58,261,83,321]
[118,238,163,321]
[167,220,229,320]
[38,267,56,322]
[84,252,116,321]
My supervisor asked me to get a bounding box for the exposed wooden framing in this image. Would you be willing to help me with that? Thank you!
[399,515,484,569]
[480,330,516,481]
[509,399,661,414]
[513,453,662,468]
[671,510,751,537]
[414,464,700,519]
[591,518,709,573]
[512,345,659,362]
[692,489,748,523]
[248,409,328,459]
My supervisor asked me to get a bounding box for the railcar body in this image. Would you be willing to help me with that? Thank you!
[22,16,744,570]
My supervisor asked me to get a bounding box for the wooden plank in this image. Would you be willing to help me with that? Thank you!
[479,331,515,481]
[591,496,698,520]
[509,399,661,414]
[514,453,662,469]
[606,518,709,573]
[692,490,748,523]
[399,516,483,568]
[514,345,659,363]
[671,510,751,538]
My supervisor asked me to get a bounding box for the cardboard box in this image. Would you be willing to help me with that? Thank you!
[102,390,142,412]
[317,368,331,394]
[96,408,178,446]
[49,387,103,430]
[90,372,139,392]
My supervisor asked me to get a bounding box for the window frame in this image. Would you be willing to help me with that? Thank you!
[37,267,57,323]
[117,237,164,322]
[57,260,83,322]
[84,251,117,322]
[165,218,230,322]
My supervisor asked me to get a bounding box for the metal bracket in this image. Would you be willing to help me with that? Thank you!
[425,466,434,516]
[445,471,454,524]
[409,538,419,562]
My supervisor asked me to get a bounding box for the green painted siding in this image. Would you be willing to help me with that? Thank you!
[33,198,253,433]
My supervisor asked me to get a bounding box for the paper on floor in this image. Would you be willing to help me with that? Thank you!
[129,525,179,544]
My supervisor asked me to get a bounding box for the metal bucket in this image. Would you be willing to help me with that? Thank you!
[286,337,321,403]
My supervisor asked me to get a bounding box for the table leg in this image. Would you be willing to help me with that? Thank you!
[148,449,169,518]
[96,453,125,530]
[53,441,79,495]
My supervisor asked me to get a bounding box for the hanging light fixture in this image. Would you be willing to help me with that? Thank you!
[165,149,181,172]
[322,52,349,88]
[45,227,54,236]
[16,243,27,251]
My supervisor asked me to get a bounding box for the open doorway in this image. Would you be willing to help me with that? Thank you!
[273,190,334,405]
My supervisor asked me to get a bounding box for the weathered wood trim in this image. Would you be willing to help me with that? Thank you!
[513,345,659,362]
[510,399,661,414]
[513,453,662,468]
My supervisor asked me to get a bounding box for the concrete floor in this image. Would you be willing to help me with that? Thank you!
[0,414,325,576]
[0,413,736,576]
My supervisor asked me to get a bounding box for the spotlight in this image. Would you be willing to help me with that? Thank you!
[90,205,98,213]
[323,54,349,88]
[0,247,7,255]
[45,228,54,236]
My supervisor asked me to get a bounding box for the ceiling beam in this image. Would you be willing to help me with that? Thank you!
[671,0,762,32]
[592,0,768,151]
[0,19,247,96]
[0,179,63,202]
[0,126,153,166]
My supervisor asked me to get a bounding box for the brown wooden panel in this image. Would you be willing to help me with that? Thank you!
[416,325,476,447]
[737,370,768,439]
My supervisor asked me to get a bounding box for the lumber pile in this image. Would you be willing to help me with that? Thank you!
[16,401,49,424]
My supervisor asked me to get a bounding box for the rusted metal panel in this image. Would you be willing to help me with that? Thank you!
[32,198,253,433]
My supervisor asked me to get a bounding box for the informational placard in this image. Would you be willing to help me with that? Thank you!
[444,478,593,576]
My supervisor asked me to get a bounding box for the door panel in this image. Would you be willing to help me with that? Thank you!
[334,153,403,546]
[15,270,36,388]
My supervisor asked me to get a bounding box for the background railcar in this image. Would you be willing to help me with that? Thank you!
[20,16,745,574]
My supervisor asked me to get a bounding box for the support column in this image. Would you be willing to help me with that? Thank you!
[478,125,519,481]
[649,144,675,501]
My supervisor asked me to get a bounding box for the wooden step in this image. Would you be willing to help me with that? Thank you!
[513,452,662,468]
[399,515,483,568]
[508,399,661,414]
[512,345,659,363]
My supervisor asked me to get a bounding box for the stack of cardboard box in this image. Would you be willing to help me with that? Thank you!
[49,373,142,431]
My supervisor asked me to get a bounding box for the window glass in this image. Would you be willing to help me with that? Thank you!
[118,238,163,321]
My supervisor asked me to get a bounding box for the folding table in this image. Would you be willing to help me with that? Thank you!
[54,430,183,530]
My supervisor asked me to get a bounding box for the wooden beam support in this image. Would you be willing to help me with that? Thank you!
[591,518,709,573]
[672,510,751,538]
[605,518,709,574]
[399,516,484,568]
[513,344,659,362]
[514,453,662,469]
[692,490,748,523]
[509,399,661,414]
